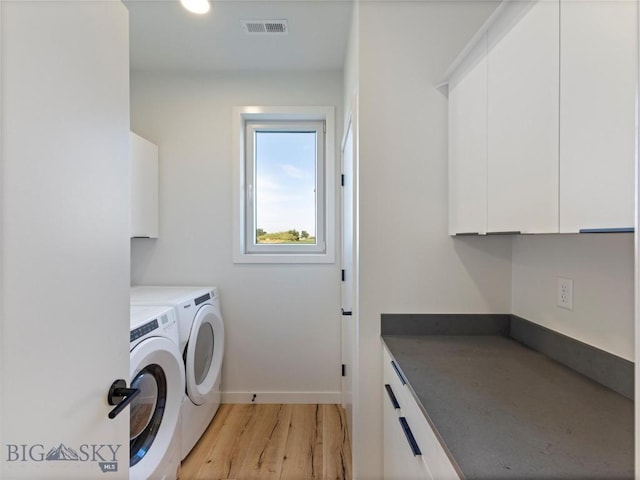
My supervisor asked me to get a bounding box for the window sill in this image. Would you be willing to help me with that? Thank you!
[233,251,335,264]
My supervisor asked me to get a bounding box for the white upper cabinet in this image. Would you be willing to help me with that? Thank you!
[487,0,559,233]
[559,0,637,233]
[130,132,159,238]
[448,35,488,235]
[445,0,636,236]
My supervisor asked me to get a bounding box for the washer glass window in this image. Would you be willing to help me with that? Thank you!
[194,322,214,385]
[130,364,167,466]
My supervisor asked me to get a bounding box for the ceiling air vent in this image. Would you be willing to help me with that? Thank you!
[241,20,288,35]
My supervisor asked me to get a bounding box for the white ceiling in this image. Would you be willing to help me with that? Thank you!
[125,0,353,71]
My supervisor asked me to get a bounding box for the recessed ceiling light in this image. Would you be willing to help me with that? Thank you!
[181,0,210,15]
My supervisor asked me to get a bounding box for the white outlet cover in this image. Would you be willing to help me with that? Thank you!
[557,277,573,310]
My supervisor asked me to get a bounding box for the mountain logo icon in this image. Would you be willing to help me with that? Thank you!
[45,443,80,461]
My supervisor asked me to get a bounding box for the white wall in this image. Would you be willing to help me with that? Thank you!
[130,70,344,403]
[512,234,634,361]
[353,1,508,477]
[343,1,359,130]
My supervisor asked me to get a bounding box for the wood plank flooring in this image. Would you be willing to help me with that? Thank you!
[179,404,352,480]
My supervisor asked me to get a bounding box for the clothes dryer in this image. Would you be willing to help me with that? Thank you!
[129,305,184,480]
[130,286,224,460]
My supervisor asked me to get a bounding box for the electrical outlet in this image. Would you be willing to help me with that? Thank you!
[557,277,573,310]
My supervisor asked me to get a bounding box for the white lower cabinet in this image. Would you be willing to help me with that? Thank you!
[382,344,459,480]
[399,381,460,480]
[383,384,432,480]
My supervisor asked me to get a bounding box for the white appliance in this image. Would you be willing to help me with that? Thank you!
[129,305,184,480]
[130,286,225,460]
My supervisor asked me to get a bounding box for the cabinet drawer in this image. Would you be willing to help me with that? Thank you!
[383,381,433,479]
[401,381,460,480]
[383,344,412,408]
[382,344,461,480]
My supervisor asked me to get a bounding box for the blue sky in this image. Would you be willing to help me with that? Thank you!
[255,131,317,235]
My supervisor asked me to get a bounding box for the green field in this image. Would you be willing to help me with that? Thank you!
[256,229,316,244]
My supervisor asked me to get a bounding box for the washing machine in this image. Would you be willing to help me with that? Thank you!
[130,286,225,460]
[129,305,184,480]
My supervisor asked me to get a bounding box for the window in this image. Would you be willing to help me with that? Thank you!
[245,121,325,254]
[233,107,336,263]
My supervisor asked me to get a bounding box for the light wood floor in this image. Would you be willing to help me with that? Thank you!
[179,404,352,480]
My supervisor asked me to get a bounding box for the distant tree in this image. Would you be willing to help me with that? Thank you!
[256,228,266,237]
[287,229,300,241]
[300,230,309,239]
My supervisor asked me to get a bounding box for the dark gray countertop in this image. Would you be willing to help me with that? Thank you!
[382,335,634,479]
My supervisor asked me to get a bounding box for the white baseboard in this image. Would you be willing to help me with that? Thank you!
[222,391,342,404]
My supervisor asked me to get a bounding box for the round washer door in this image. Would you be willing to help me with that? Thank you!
[184,304,224,405]
[129,337,185,477]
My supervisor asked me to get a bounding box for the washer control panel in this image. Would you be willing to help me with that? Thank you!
[194,292,212,306]
[130,319,158,343]
[159,313,176,332]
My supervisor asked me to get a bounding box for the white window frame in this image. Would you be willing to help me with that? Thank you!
[232,106,336,264]
[245,120,326,254]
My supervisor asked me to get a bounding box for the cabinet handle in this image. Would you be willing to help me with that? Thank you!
[399,417,422,456]
[579,227,634,234]
[454,232,480,236]
[486,231,521,235]
[385,384,400,409]
[391,360,406,385]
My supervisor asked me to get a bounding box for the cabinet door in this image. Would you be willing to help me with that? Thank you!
[448,34,488,235]
[130,132,159,238]
[559,0,636,233]
[487,0,559,233]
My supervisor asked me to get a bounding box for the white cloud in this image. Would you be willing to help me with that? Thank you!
[255,173,316,234]
[280,164,308,179]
